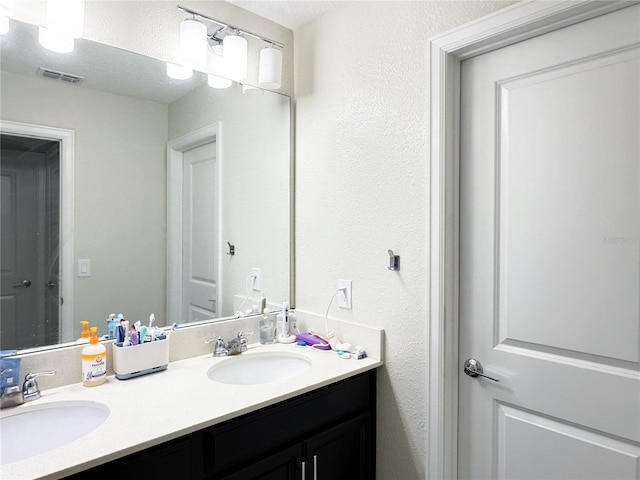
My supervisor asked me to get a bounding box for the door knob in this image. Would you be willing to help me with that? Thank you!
[463,358,499,382]
[12,279,32,288]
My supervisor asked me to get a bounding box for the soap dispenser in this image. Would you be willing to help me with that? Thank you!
[82,327,107,387]
[77,320,90,343]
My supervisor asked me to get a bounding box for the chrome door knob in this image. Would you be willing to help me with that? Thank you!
[463,358,499,382]
[12,279,32,288]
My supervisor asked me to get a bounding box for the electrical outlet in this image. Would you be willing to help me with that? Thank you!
[251,268,261,291]
[338,279,352,309]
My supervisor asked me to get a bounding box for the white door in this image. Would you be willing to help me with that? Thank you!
[459,5,640,479]
[182,141,218,322]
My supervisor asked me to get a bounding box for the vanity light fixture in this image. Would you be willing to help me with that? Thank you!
[175,5,284,89]
[258,45,282,89]
[223,31,248,81]
[242,84,263,95]
[207,44,232,89]
[0,0,14,35]
[38,0,84,53]
[166,62,193,80]
[180,18,208,70]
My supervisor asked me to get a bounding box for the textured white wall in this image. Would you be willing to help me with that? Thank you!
[294,2,515,478]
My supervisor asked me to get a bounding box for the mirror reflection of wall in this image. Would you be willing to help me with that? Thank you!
[0,20,291,352]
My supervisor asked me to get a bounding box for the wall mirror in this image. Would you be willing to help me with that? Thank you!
[0,19,292,353]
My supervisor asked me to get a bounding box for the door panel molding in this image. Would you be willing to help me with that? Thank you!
[426,1,637,478]
[0,120,74,343]
[167,123,221,324]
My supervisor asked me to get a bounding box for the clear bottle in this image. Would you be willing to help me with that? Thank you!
[82,327,107,387]
[259,308,276,344]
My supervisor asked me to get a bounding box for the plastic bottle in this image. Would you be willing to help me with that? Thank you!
[82,327,107,387]
[277,301,296,343]
[259,308,276,344]
[77,320,90,343]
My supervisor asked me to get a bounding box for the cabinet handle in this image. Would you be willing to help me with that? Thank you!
[313,455,318,480]
[302,461,306,480]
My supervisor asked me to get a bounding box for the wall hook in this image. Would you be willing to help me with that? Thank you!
[227,242,235,256]
[387,249,400,271]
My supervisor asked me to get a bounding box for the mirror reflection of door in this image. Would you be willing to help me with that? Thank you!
[182,141,218,322]
[1,134,60,350]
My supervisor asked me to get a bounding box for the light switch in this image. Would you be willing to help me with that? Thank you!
[78,259,91,277]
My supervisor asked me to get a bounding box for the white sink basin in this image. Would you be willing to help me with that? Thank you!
[207,352,311,385]
[0,401,110,465]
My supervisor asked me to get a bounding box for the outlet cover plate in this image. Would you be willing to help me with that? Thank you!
[252,268,261,291]
[338,279,352,309]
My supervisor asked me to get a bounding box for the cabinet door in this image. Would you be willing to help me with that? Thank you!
[217,443,302,480]
[303,413,372,480]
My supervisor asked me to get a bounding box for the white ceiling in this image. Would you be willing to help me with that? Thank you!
[224,0,340,31]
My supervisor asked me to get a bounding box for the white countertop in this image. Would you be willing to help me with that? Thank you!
[1,342,382,480]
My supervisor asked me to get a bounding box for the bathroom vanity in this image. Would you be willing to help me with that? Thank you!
[0,340,382,480]
[67,370,375,480]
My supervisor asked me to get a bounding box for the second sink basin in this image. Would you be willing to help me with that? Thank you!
[1,400,110,465]
[207,351,311,385]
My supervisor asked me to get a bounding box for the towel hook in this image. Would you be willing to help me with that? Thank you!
[227,242,235,256]
[387,250,400,271]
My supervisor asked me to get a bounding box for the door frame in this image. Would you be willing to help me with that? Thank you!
[0,119,75,343]
[425,1,636,478]
[166,123,222,323]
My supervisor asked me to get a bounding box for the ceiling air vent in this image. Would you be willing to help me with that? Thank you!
[38,67,85,85]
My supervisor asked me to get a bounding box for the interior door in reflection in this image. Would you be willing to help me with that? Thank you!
[182,141,218,322]
[0,134,60,349]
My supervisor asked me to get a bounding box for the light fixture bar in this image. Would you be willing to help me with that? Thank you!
[177,5,284,49]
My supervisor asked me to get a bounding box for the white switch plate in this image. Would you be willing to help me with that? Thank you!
[338,279,352,309]
[251,267,261,291]
[78,259,91,277]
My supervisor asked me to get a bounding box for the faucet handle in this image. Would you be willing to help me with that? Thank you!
[23,370,56,401]
[206,336,229,357]
[236,331,253,352]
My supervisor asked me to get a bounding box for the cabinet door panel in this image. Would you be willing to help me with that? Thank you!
[304,413,372,480]
[217,444,302,480]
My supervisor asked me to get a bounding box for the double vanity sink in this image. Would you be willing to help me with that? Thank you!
[1,344,381,479]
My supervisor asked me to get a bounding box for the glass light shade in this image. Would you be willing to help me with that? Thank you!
[208,74,232,89]
[180,19,207,71]
[46,0,84,39]
[222,34,247,81]
[38,26,74,53]
[0,0,14,19]
[166,62,193,80]
[0,15,9,35]
[242,84,262,95]
[258,46,282,89]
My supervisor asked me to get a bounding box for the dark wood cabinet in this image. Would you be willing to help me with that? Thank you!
[65,370,376,480]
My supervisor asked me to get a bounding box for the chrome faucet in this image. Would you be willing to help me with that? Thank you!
[205,332,252,357]
[1,370,56,408]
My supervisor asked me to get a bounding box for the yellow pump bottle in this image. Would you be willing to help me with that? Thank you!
[82,327,107,386]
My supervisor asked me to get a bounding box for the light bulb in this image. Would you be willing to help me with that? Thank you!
[180,19,207,71]
[258,46,282,89]
[222,34,247,81]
